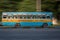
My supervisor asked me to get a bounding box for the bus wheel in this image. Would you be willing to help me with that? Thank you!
[42,23,48,28]
[15,23,20,28]
[0,24,3,28]
[0,24,3,26]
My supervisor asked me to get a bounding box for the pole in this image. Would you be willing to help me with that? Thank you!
[36,0,41,12]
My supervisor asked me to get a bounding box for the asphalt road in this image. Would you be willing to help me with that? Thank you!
[0,27,60,40]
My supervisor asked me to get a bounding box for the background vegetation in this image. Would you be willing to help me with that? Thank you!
[0,0,36,12]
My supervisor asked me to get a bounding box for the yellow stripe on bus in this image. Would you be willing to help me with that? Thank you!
[2,19,52,22]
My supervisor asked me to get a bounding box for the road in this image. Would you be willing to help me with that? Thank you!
[0,27,60,40]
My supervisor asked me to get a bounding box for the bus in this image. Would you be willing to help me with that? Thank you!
[1,12,53,28]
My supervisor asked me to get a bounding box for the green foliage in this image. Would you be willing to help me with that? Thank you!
[0,0,36,12]
[41,0,56,12]
[17,0,36,11]
[0,1,18,12]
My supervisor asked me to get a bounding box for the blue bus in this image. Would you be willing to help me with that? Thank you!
[1,12,53,28]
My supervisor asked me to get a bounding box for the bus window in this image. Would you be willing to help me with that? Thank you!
[8,16,10,19]
[47,16,50,19]
[26,15,31,19]
[13,15,18,19]
[41,15,46,19]
[3,15,7,19]
[20,15,23,19]
[23,15,26,19]
[8,16,12,19]
[18,15,25,19]
[39,15,42,19]
[36,15,41,19]
[32,15,36,19]
[15,16,18,19]
[37,15,44,19]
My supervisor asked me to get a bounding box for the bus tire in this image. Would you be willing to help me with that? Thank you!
[0,24,3,26]
[0,24,3,28]
[15,23,20,28]
[42,23,48,28]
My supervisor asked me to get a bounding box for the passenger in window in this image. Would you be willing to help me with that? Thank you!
[47,16,50,19]
[42,16,46,19]
[3,15,7,19]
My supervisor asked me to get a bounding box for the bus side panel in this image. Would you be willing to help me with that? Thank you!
[47,22,53,26]
[2,22,52,27]
[2,22,43,27]
[20,22,52,27]
[2,22,16,27]
[20,22,44,27]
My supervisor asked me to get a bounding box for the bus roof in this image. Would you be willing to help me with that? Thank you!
[2,12,52,15]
